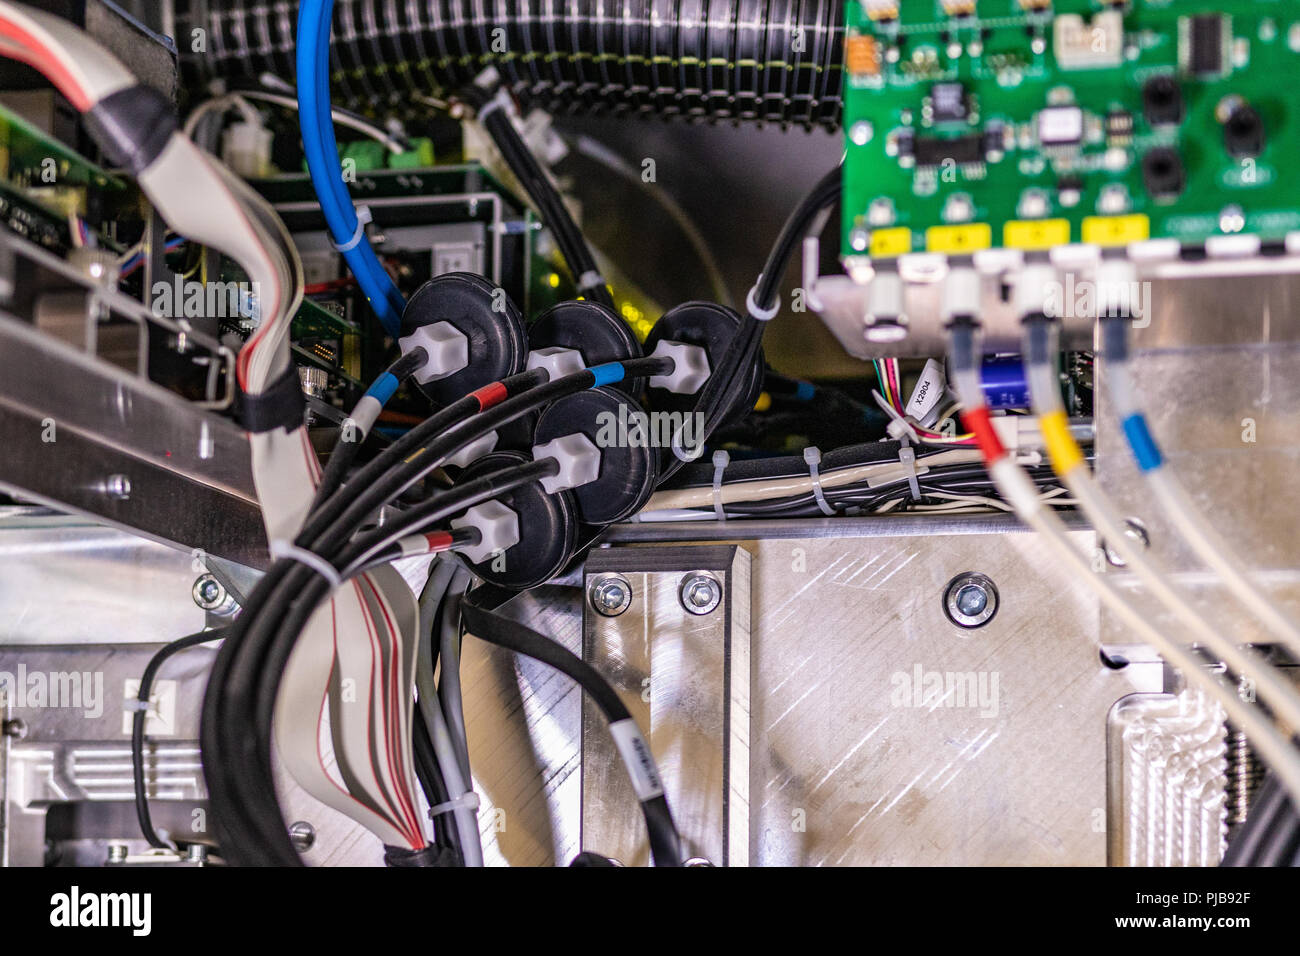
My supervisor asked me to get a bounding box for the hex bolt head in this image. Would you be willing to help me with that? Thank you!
[679,572,722,616]
[589,575,632,617]
[943,571,999,628]
[288,820,316,853]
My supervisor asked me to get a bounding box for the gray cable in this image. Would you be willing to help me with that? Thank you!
[438,566,473,783]
[416,558,484,866]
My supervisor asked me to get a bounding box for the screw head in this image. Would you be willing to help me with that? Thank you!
[104,474,131,500]
[1103,518,1150,568]
[589,575,633,617]
[679,572,722,616]
[943,572,999,628]
[288,820,316,853]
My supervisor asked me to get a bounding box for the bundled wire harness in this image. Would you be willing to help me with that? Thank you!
[200,355,679,864]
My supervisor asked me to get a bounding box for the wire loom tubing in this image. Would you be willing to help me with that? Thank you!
[178,0,845,128]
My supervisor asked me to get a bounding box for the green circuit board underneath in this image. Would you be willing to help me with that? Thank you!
[841,0,1300,260]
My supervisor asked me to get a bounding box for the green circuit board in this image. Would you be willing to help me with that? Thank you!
[841,0,1300,260]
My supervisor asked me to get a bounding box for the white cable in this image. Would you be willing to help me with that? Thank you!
[987,456,1300,807]
[1108,358,1300,664]
[1024,346,1300,738]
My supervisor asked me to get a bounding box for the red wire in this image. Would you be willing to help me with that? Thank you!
[0,20,91,111]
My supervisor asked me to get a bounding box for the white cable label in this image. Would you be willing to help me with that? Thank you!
[904,357,947,424]
[608,718,664,801]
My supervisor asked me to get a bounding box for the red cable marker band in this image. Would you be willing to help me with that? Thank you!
[962,405,1006,463]
[423,531,455,551]
[470,381,508,411]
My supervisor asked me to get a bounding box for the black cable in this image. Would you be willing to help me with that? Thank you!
[459,81,614,309]
[460,592,683,867]
[312,346,430,505]
[659,165,842,485]
[133,628,227,849]
[205,457,568,864]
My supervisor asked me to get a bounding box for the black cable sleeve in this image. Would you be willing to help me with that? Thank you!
[179,0,845,129]
[83,85,177,175]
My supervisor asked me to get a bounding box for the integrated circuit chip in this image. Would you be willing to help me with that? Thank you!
[931,83,968,123]
[914,134,983,167]
[1181,13,1229,77]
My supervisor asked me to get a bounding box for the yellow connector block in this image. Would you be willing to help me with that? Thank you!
[1003,218,1070,250]
[1081,214,1150,247]
[925,223,992,253]
[870,227,913,258]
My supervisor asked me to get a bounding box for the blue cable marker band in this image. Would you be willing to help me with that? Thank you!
[795,381,815,401]
[367,372,401,405]
[588,362,625,388]
[1121,413,1164,473]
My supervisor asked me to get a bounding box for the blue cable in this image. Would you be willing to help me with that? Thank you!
[296,0,405,337]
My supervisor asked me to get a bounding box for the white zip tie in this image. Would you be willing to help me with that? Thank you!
[124,699,151,712]
[333,205,373,253]
[428,791,481,819]
[475,88,513,123]
[871,389,922,443]
[577,270,607,293]
[270,540,342,589]
[898,439,921,501]
[803,446,836,516]
[745,283,780,322]
[711,449,730,521]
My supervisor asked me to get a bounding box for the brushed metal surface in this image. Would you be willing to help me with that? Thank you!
[580,546,750,867]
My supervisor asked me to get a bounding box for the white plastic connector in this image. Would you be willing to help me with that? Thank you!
[941,267,981,322]
[867,271,905,321]
[648,339,711,394]
[532,432,601,493]
[444,430,498,468]
[526,346,587,381]
[451,500,519,564]
[1094,258,1140,319]
[398,321,469,384]
[221,121,274,179]
[1013,263,1059,319]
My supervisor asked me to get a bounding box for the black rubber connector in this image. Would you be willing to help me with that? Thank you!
[401,273,528,408]
[454,450,579,589]
[534,387,659,525]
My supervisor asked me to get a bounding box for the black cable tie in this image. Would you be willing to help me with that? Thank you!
[83,85,177,176]
[237,363,306,434]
